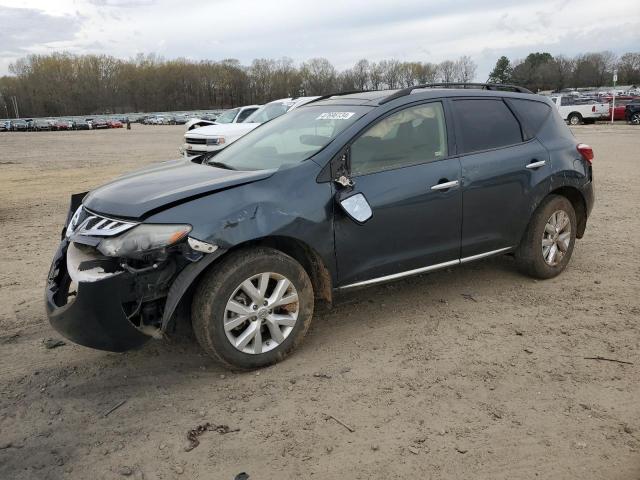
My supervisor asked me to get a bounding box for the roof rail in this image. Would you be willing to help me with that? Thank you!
[305,90,368,104]
[379,83,534,105]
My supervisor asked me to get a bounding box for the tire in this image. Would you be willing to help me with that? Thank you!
[515,195,577,279]
[631,113,640,125]
[567,113,582,125]
[192,247,314,370]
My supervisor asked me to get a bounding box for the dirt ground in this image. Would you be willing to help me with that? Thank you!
[0,124,639,480]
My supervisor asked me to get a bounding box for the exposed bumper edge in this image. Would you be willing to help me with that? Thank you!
[45,239,150,352]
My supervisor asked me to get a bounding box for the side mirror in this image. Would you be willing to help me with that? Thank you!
[338,192,372,224]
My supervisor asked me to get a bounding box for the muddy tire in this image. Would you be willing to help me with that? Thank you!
[192,247,314,370]
[515,195,577,279]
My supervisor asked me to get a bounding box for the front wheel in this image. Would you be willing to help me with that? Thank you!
[515,195,577,279]
[192,248,314,369]
[631,113,640,125]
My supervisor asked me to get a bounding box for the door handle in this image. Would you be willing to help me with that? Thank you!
[526,160,546,169]
[430,180,459,191]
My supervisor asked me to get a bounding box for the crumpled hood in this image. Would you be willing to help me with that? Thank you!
[185,122,259,138]
[83,159,275,219]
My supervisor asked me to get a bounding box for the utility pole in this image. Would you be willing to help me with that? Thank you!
[611,69,617,125]
[11,96,19,118]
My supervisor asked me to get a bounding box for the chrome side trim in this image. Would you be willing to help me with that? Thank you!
[340,259,460,289]
[459,247,512,263]
[339,247,513,289]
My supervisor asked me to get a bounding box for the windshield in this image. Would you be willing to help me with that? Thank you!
[207,105,371,171]
[215,108,239,124]
[243,101,293,124]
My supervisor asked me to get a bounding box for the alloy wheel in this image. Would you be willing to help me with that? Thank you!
[541,210,571,266]
[223,272,299,354]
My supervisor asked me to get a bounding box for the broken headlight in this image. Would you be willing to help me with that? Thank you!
[97,224,192,257]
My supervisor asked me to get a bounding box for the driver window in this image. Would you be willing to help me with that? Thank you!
[350,102,447,176]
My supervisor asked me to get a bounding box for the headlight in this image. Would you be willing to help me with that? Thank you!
[97,224,192,257]
[206,136,225,146]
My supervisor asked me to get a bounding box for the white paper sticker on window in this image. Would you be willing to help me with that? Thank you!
[316,112,355,120]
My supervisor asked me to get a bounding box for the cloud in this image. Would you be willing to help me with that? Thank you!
[87,0,155,6]
[0,0,638,80]
[0,6,80,56]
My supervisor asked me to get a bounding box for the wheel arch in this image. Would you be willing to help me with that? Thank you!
[164,235,333,334]
[229,236,333,305]
[545,186,588,238]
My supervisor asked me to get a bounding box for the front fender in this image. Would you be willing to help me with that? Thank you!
[145,160,337,284]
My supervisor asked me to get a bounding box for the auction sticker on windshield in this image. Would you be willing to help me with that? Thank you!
[316,112,356,120]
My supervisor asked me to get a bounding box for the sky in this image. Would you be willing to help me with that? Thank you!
[0,0,638,80]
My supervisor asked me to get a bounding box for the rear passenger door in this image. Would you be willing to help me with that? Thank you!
[451,98,551,258]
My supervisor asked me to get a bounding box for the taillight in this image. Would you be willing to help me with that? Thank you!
[592,105,596,112]
[577,143,594,164]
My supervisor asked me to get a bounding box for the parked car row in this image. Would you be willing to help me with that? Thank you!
[545,94,640,125]
[140,113,205,125]
[1,117,124,132]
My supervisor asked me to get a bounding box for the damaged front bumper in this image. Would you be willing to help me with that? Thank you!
[45,238,153,351]
[45,197,223,353]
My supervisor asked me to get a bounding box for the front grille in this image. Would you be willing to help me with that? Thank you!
[186,150,206,157]
[71,208,137,237]
[186,137,206,145]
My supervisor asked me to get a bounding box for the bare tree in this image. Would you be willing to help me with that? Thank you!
[300,57,337,95]
[351,59,370,91]
[379,59,402,89]
[453,56,477,83]
[437,60,456,83]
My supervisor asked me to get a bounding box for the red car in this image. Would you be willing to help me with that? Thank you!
[107,120,123,128]
[54,120,72,131]
[600,97,637,121]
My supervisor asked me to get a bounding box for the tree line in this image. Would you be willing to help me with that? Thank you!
[0,53,476,118]
[489,51,640,92]
[2,49,638,118]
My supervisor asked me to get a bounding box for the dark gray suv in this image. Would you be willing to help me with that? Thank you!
[46,83,595,369]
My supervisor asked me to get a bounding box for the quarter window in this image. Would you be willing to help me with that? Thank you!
[452,99,523,154]
[237,108,256,123]
[507,99,551,139]
[350,102,448,176]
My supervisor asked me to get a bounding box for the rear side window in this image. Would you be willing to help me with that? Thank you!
[507,99,552,139]
[237,108,257,123]
[452,99,523,154]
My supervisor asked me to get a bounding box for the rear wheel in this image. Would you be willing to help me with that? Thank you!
[567,113,582,125]
[192,248,314,370]
[515,195,577,279]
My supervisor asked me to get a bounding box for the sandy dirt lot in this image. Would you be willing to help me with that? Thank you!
[0,124,639,480]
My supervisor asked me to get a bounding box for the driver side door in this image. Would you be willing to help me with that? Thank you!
[334,101,462,287]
